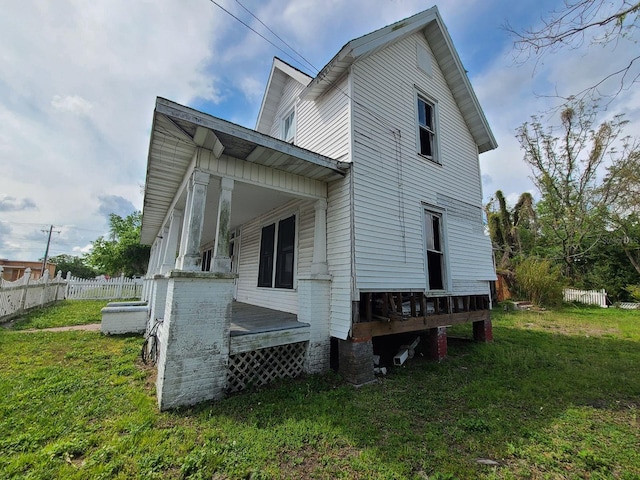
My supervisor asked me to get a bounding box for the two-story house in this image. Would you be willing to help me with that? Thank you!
[141,6,497,410]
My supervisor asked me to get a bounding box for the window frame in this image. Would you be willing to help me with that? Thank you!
[257,213,297,289]
[281,107,296,143]
[415,92,440,164]
[422,206,449,292]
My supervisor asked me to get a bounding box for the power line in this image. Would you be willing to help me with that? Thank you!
[206,0,400,134]
[232,0,318,73]
[206,0,307,70]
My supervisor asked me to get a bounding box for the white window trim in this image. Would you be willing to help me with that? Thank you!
[257,211,299,290]
[422,204,451,293]
[415,89,441,165]
[281,107,296,144]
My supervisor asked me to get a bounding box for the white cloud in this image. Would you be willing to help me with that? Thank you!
[51,95,93,116]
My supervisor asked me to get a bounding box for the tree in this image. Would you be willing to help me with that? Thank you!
[87,211,150,277]
[48,254,97,279]
[486,190,539,270]
[516,101,626,279]
[604,140,640,274]
[508,0,640,100]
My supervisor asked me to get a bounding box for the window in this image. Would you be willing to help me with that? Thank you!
[201,248,212,272]
[282,109,295,143]
[258,215,296,289]
[424,210,445,290]
[417,96,438,163]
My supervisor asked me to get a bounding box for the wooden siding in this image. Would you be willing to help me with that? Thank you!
[268,77,307,140]
[295,74,352,340]
[351,32,494,294]
[326,175,352,340]
[235,198,315,314]
[296,76,351,160]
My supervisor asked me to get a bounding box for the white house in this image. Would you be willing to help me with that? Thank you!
[141,6,497,410]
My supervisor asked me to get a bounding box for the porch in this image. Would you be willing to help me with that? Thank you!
[228,301,310,394]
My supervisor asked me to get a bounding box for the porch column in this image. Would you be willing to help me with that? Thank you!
[156,271,234,410]
[299,274,331,374]
[175,170,210,271]
[212,177,234,273]
[311,199,329,275]
[160,209,183,274]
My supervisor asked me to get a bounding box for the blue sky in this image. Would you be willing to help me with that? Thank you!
[1,0,638,261]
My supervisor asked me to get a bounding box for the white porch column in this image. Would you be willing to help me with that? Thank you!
[212,177,234,273]
[311,198,329,275]
[160,209,183,274]
[175,170,210,271]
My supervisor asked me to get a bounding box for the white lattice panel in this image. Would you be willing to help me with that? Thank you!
[227,341,307,393]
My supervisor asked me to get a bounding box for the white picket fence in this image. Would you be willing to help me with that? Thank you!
[65,273,143,300]
[563,288,608,308]
[0,268,143,322]
[0,267,67,322]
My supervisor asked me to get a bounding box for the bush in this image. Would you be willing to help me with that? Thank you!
[515,257,565,307]
[625,285,640,302]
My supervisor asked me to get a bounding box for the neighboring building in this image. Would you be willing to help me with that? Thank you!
[141,6,497,410]
[0,259,56,282]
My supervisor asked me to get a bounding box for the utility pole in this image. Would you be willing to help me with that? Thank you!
[41,225,60,276]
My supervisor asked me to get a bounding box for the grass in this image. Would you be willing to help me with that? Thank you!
[6,300,108,330]
[0,302,639,479]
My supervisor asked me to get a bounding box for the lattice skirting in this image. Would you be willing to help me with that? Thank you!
[227,341,307,393]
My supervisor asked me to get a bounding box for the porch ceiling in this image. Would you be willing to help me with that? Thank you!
[141,98,347,245]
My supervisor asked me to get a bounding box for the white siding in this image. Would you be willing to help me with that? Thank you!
[296,76,351,160]
[296,74,352,339]
[235,198,315,314]
[268,77,307,140]
[327,175,352,339]
[350,32,494,294]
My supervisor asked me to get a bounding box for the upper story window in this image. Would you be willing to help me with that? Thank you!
[282,109,296,143]
[417,95,439,164]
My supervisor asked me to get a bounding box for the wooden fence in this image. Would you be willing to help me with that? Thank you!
[0,268,143,322]
[65,274,143,300]
[0,267,67,322]
[563,288,608,308]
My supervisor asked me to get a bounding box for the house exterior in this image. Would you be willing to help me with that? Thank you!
[0,259,56,281]
[141,6,497,410]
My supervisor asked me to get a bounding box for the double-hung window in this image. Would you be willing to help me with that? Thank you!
[282,109,296,143]
[417,95,438,163]
[424,209,446,291]
[258,215,296,289]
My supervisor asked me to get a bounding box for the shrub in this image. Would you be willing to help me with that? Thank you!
[514,257,565,307]
[625,284,640,302]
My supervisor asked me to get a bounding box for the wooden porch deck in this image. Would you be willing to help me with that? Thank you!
[229,302,310,355]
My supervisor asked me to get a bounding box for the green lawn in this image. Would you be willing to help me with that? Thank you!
[0,303,638,479]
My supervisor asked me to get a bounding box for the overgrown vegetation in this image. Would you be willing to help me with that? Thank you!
[486,99,640,304]
[514,257,565,307]
[1,302,638,479]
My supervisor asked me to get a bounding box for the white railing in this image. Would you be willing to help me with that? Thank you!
[563,288,608,308]
[65,273,143,300]
[0,267,67,322]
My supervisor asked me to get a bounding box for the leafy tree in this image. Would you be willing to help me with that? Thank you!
[508,0,640,100]
[516,101,626,279]
[48,254,97,279]
[604,140,640,274]
[87,211,150,277]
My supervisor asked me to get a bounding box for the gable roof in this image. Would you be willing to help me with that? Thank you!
[255,57,313,135]
[302,6,497,153]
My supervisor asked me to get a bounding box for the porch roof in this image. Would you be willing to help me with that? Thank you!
[141,98,347,245]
